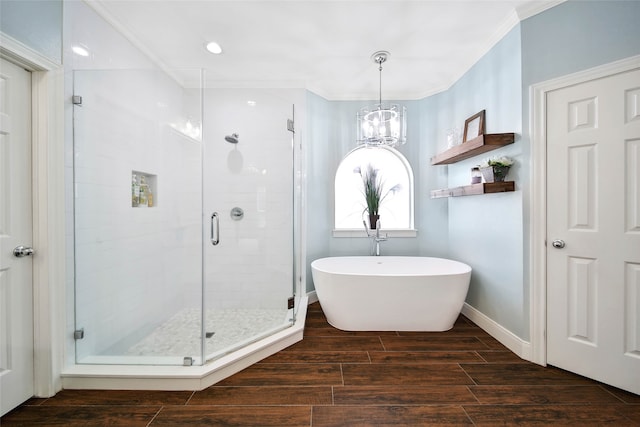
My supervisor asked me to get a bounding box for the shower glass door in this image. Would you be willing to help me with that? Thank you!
[201,86,297,362]
[72,69,204,365]
[72,69,298,366]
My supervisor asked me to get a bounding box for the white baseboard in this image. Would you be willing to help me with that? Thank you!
[307,290,319,305]
[461,303,533,362]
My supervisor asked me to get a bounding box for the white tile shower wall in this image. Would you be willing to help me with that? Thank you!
[72,69,202,360]
[203,89,295,310]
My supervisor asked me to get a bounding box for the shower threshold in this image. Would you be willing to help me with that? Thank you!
[60,296,307,391]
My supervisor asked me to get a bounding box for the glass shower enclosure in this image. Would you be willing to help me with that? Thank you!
[71,68,299,366]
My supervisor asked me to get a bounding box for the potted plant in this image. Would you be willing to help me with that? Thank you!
[479,156,514,182]
[355,164,401,229]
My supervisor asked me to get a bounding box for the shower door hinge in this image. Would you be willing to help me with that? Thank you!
[183,357,194,366]
[74,328,85,340]
[288,296,295,310]
[72,95,83,106]
[287,118,294,133]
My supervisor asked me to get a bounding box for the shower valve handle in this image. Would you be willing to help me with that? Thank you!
[211,212,220,246]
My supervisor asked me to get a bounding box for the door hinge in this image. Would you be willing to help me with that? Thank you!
[287,118,294,133]
[72,95,83,106]
[288,296,295,310]
[74,328,84,340]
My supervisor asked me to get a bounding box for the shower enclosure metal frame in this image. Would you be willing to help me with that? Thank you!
[69,68,303,371]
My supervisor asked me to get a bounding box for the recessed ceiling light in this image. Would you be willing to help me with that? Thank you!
[72,45,89,57]
[205,41,222,54]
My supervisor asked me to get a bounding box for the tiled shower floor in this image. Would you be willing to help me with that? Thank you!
[125,308,289,359]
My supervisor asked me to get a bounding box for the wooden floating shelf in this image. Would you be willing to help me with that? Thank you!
[431,133,515,165]
[431,181,515,199]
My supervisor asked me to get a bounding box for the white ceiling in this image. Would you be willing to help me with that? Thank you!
[89,0,562,100]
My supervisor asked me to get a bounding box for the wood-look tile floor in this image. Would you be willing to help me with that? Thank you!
[3,302,639,426]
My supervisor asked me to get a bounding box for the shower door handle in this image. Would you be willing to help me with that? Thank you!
[211,212,220,246]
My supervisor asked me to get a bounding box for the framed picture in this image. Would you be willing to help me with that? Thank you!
[463,110,485,142]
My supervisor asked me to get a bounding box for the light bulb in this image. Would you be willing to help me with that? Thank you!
[205,41,222,54]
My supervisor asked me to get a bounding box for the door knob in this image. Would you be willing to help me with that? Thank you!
[551,239,565,249]
[13,245,34,257]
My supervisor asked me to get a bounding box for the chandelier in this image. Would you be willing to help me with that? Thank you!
[356,51,406,147]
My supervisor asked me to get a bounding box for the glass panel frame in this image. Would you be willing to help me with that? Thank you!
[200,84,297,363]
[72,68,204,366]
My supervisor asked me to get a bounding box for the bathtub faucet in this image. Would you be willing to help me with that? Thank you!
[363,219,387,256]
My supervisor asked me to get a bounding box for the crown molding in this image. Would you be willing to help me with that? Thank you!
[83,0,185,86]
[516,0,566,21]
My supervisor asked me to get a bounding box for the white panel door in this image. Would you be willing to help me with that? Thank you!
[547,68,640,394]
[0,58,34,416]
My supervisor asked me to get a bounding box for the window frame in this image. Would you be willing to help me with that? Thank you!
[332,145,416,238]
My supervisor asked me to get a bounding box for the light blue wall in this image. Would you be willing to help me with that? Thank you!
[306,0,640,341]
[1,0,63,64]
[304,95,449,292]
[520,0,640,191]
[326,100,423,258]
[429,0,640,340]
[305,92,333,293]
[424,26,525,337]
[521,0,640,88]
[307,28,524,335]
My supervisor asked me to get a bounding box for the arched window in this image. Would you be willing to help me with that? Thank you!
[334,146,414,231]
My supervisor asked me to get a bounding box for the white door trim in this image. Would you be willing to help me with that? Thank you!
[0,32,59,72]
[529,54,640,366]
[0,32,65,397]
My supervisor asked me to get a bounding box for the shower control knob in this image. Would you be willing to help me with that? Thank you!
[230,207,244,221]
[551,239,565,249]
[13,245,34,257]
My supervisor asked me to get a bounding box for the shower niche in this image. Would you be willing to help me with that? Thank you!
[131,171,156,207]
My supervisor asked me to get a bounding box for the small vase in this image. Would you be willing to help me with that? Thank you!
[480,167,494,183]
[480,166,510,183]
[492,165,510,182]
[368,214,380,229]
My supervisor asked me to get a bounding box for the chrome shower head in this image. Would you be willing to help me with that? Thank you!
[225,133,239,144]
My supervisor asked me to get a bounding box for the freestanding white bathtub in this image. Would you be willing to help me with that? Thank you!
[311,256,472,331]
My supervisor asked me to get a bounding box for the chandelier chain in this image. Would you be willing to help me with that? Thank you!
[378,61,383,105]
